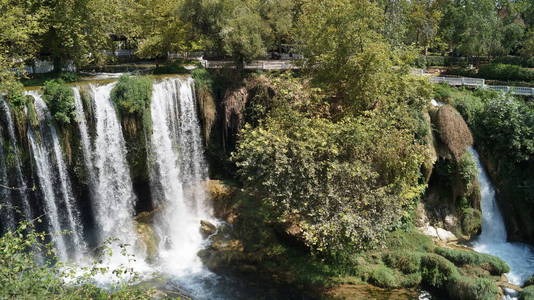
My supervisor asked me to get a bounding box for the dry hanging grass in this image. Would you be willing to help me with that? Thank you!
[436,105,473,160]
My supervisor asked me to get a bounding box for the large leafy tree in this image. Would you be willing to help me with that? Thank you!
[125,0,200,61]
[296,0,411,112]
[40,0,125,69]
[439,0,503,57]
[0,0,47,93]
[233,101,426,256]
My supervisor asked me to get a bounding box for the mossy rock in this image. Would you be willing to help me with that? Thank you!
[135,221,159,263]
[434,247,510,275]
[461,208,481,237]
[447,275,500,300]
[521,285,534,300]
[525,275,534,287]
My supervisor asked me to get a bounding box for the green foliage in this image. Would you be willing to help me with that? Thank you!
[434,247,510,275]
[58,72,80,83]
[448,275,500,300]
[415,56,469,68]
[191,68,214,90]
[110,76,153,115]
[0,221,153,299]
[152,62,189,75]
[42,79,76,124]
[494,56,534,68]
[5,82,28,109]
[525,275,534,287]
[420,253,459,289]
[0,0,47,94]
[382,250,422,274]
[461,208,481,237]
[233,105,426,256]
[478,63,534,81]
[522,286,534,300]
[457,152,477,190]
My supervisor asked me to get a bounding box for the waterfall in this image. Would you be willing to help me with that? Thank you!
[0,100,32,223]
[149,78,211,273]
[148,77,218,298]
[86,83,141,259]
[27,92,85,261]
[469,147,534,286]
[0,122,14,231]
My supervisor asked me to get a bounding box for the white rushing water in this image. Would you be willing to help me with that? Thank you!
[149,78,212,276]
[28,92,85,261]
[470,147,534,286]
[86,83,147,265]
[0,100,32,222]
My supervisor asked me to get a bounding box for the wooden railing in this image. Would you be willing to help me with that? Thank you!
[430,76,534,96]
[204,60,298,70]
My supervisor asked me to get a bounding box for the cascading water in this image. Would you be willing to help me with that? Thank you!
[27,92,85,261]
[149,77,216,297]
[0,100,32,223]
[0,121,14,231]
[84,83,149,271]
[469,147,534,288]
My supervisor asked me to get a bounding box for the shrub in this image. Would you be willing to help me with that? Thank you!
[478,63,534,81]
[448,275,500,300]
[434,247,510,275]
[191,68,214,90]
[420,253,459,289]
[525,275,534,287]
[42,79,76,124]
[5,82,28,109]
[382,250,422,274]
[461,208,481,236]
[233,108,426,256]
[364,265,403,288]
[384,230,435,252]
[58,71,80,83]
[152,62,189,75]
[0,221,154,299]
[521,286,534,300]
[110,75,153,115]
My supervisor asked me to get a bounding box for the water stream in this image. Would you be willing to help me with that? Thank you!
[469,147,534,289]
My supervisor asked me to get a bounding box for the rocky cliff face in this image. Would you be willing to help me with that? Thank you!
[422,104,481,240]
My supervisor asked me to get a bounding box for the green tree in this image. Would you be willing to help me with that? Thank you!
[296,0,412,111]
[233,105,426,256]
[0,0,47,94]
[406,0,443,54]
[126,0,200,62]
[40,0,125,69]
[439,0,503,58]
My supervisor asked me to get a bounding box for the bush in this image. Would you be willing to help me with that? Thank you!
[478,63,534,81]
[5,82,28,109]
[191,68,214,90]
[415,56,470,68]
[58,71,80,83]
[382,250,422,274]
[110,75,153,115]
[493,56,534,68]
[420,254,459,289]
[525,275,534,287]
[42,79,76,124]
[461,208,481,236]
[152,62,189,75]
[233,107,426,256]
[434,247,510,275]
[448,275,500,300]
[521,286,534,300]
[0,221,154,299]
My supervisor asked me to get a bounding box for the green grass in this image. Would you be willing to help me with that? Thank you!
[435,247,510,275]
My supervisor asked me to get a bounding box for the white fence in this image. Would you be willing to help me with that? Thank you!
[205,60,297,70]
[430,76,534,96]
